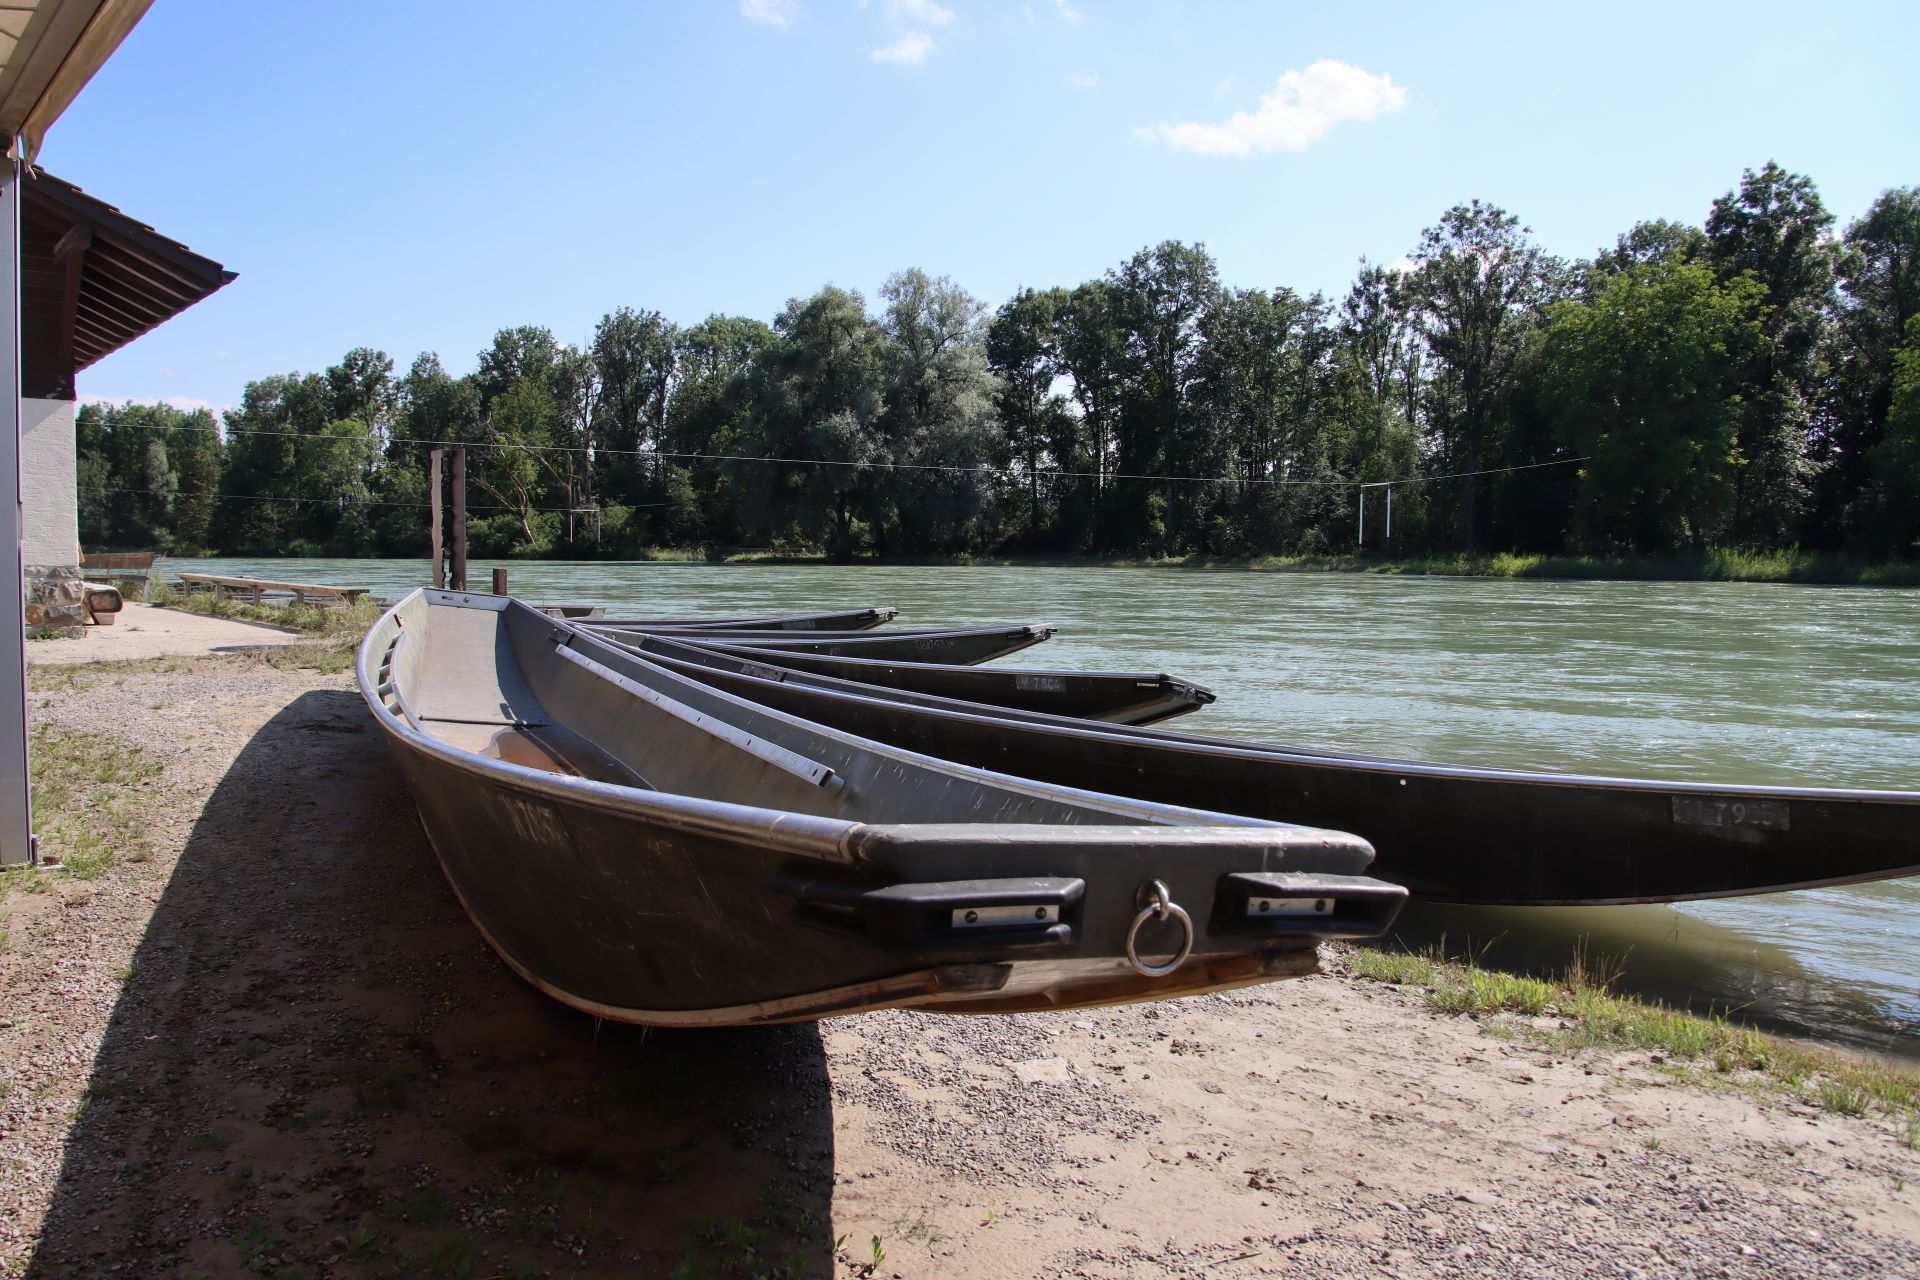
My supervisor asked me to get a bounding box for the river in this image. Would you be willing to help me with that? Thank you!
[186,558,1920,1057]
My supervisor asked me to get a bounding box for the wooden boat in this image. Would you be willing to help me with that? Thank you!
[596,607,899,632]
[586,621,1055,666]
[633,648,1920,907]
[357,590,1404,1026]
[626,635,1216,726]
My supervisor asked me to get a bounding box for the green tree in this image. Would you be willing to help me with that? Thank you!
[1406,201,1562,550]
[1820,187,1920,538]
[473,375,565,552]
[166,413,223,551]
[1540,259,1767,552]
[738,286,890,555]
[987,286,1068,538]
[1055,280,1128,544]
[1111,241,1221,553]
[877,269,1003,554]
[1869,314,1920,553]
[666,314,774,546]
[592,307,677,511]
[1706,162,1836,544]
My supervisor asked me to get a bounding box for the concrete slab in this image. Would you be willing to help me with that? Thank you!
[25,603,309,665]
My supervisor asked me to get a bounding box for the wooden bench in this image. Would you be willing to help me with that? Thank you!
[174,573,371,607]
[80,551,158,593]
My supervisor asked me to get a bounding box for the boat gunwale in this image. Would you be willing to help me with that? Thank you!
[635,652,1920,904]
[356,590,1344,861]
[650,650,1920,806]
[685,638,1211,693]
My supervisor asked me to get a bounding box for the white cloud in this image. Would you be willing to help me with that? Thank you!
[740,0,801,28]
[1214,76,1234,97]
[1064,70,1097,89]
[1056,0,1083,21]
[887,0,954,24]
[1141,60,1406,157]
[871,30,935,63]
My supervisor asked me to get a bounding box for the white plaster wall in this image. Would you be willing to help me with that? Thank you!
[22,397,78,569]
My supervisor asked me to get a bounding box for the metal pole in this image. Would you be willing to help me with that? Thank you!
[1385,485,1393,541]
[449,446,467,592]
[0,146,32,866]
[1357,487,1365,546]
[429,448,444,589]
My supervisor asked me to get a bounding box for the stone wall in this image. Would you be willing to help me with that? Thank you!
[25,565,84,635]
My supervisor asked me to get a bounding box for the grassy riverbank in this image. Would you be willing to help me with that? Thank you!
[1349,945,1920,1134]
[143,579,381,638]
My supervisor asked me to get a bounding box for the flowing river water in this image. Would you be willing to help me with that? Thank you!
[190,559,1920,1057]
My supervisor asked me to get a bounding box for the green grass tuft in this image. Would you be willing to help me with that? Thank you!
[157,589,381,638]
[20,724,165,881]
[1347,948,1439,986]
[1354,943,1920,1131]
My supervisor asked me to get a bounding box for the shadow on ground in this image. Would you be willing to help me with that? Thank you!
[29,690,835,1278]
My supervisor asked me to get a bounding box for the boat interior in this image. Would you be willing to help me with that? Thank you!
[371,591,1266,830]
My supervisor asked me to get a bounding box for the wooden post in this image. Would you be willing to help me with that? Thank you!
[492,568,508,596]
[450,446,468,592]
[429,448,444,589]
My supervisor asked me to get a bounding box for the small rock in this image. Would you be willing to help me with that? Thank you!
[1011,1057,1071,1085]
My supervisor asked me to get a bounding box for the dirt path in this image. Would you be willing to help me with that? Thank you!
[2,658,1916,1278]
[26,604,306,666]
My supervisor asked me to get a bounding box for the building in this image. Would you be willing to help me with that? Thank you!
[0,0,231,863]
[19,169,233,630]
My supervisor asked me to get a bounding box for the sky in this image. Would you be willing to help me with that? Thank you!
[40,0,1920,416]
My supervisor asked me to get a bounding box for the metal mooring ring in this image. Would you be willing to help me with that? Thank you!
[1125,879,1194,978]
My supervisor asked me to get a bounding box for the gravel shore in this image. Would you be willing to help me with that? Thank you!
[2,656,1916,1278]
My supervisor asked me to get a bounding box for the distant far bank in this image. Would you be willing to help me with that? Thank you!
[156,546,1920,587]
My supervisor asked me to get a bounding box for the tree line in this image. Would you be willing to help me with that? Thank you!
[77,162,1920,562]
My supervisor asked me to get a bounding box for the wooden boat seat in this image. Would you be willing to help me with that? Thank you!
[399,605,652,788]
[409,605,548,727]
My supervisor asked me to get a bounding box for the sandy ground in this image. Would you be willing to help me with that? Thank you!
[26,604,306,666]
[2,656,1917,1279]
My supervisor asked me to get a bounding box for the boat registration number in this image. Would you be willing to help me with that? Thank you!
[1670,796,1790,832]
[1014,674,1067,693]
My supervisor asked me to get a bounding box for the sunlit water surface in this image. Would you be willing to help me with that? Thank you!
[193,558,1920,1057]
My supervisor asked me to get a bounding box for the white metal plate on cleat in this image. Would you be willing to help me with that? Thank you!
[1247,897,1332,916]
[952,904,1056,928]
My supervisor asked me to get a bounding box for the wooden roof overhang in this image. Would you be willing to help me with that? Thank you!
[18,168,234,398]
[0,0,154,160]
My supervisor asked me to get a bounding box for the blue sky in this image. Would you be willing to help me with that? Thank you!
[43,0,1920,414]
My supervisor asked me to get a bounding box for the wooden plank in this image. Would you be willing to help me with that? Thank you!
[53,224,87,393]
[80,552,156,571]
[175,572,369,604]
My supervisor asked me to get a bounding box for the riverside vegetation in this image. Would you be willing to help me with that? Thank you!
[72,165,1920,574]
[1347,945,1920,1136]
